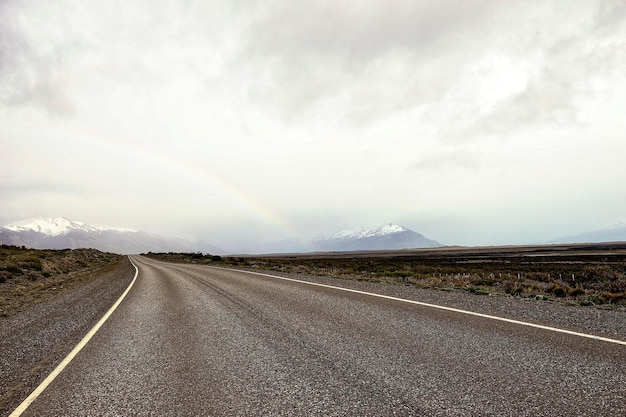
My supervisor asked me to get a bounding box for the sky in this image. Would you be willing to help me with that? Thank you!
[1,0,625,251]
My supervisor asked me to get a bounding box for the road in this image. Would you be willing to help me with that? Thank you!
[14,255,626,416]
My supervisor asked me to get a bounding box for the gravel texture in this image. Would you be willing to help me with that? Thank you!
[0,258,135,416]
[15,256,626,416]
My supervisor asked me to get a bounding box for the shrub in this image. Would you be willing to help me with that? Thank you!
[473,277,497,286]
[601,278,626,293]
[548,284,569,298]
[3,265,23,275]
[581,265,622,283]
[503,281,522,296]
[21,257,43,271]
[601,292,626,304]
[468,286,490,295]
[568,287,586,297]
[528,272,552,283]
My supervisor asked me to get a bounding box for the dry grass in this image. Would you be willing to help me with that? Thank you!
[0,245,122,318]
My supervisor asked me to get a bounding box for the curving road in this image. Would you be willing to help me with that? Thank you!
[15,255,626,416]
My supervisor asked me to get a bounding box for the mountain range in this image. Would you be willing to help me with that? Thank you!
[0,217,223,255]
[7,217,624,255]
[0,218,443,255]
[552,221,626,244]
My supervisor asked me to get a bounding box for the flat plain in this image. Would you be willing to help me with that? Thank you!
[146,242,626,310]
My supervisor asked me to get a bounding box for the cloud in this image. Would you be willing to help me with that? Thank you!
[412,148,481,173]
[0,1,80,116]
[0,180,85,196]
[225,0,626,140]
[3,70,75,116]
[438,1,626,141]
[1,0,625,248]
[231,0,496,124]
[244,0,486,64]
[593,1,626,33]
[468,67,578,138]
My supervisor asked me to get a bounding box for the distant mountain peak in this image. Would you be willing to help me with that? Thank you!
[331,224,409,239]
[4,216,137,236]
[552,219,626,244]
[310,223,441,252]
[600,220,626,231]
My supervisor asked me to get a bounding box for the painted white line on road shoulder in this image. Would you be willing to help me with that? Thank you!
[216,266,626,346]
[9,256,140,417]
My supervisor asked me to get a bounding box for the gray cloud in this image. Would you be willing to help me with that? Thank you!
[3,70,76,116]
[434,1,626,141]
[470,68,578,138]
[0,2,79,116]
[245,0,487,64]
[593,1,626,33]
[227,0,626,141]
[231,0,496,124]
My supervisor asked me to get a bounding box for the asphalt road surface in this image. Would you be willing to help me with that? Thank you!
[15,255,626,416]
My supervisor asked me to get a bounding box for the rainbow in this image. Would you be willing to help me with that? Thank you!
[183,159,299,238]
[77,126,299,239]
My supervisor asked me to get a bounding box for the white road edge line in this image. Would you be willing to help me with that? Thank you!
[215,266,626,346]
[9,256,140,417]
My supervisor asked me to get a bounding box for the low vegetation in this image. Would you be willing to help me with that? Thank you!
[145,243,626,309]
[0,245,122,318]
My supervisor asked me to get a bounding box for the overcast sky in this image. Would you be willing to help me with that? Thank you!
[1,0,625,250]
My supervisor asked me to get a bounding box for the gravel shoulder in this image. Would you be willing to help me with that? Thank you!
[0,257,135,417]
[234,267,626,342]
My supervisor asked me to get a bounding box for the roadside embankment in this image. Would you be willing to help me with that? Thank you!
[0,249,135,416]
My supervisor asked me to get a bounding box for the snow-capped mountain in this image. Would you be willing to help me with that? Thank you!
[4,217,137,236]
[323,224,409,240]
[308,224,442,252]
[553,220,626,244]
[0,217,225,255]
